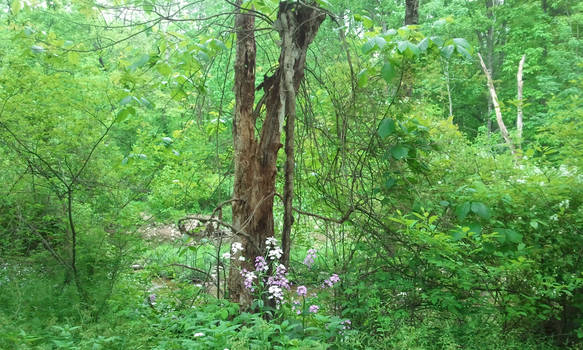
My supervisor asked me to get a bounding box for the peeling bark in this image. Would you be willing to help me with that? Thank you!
[229,1,325,306]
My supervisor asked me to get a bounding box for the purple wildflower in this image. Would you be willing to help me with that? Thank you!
[255,256,268,272]
[341,319,351,329]
[309,305,320,313]
[322,273,341,288]
[303,248,317,267]
[265,263,290,304]
[297,285,307,296]
[241,268,256,291]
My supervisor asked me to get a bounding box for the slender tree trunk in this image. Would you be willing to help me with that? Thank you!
[444,60,453,117]
[229,1,325,306]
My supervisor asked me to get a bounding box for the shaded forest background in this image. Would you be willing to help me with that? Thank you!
[0,0,582,348]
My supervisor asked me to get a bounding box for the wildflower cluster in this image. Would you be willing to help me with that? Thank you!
[303,248,317,267]
[241,268,257,291]
[322,273,340,288]
[266,264,290,304]
[223,242,245,261]
[266,237,283,260]
[239,237,290,307]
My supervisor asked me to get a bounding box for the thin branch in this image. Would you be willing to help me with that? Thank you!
[167,263,208,275]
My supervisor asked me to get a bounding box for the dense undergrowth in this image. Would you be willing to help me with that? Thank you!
[0,242,572,349]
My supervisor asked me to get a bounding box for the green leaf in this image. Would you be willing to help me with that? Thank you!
[506,230,523,243]
[451,230,465,241]
[206,38,227,52]
[469,222,482,235]
[31,45,45,54]
[362,37,386,54]
[441,45,454,59]
[397,41,420,58]
[357,69,369,88]
[456,202,471,221]
[378,118,396,138]
[156,62,172,76]
[417,37,430,52]
[384,177,396,189]
[120,96,139,106]
[390,145,409,160]
[381,61,396,83]
[129,54,150,71]
[453,38,471,50]
[455,45,472,60]
[11,0,21,14]
[115,106,136,123]
[142,0,154,13]
[470,202,490,219]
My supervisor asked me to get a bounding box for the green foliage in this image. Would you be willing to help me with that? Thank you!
[1,0,582,348]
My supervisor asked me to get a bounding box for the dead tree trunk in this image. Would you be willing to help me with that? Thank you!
[229,1,325,306]
[477,53,516,154]
[516,54,526,143]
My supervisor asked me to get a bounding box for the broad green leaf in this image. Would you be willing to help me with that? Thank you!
[381,61,396,83]
[142,0,154,13]
[378,118,396,138]
[456,202,471,221]
[441,45,454,59]
[68,52,80,64]
[390,145,409,160]
[469,222,482,235]
[206,38,227,52]
[506,230,523,243]
[362,37,386,54]
[11,0,21,14]
[456,45,472,60]
[384,177,396,189]
[31,45,45,54]
[417,37,430,52]
[172,88,188,101]
[453,38,471,50]
[357,69,368,88]
[470,202,490,219]
[315,0,331,9]
[451,230,465,241]
[115,106,136,123]
[397,41,420,58]
[120,96,140,105]
[129,54,150,71]
[156,62,172,76]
